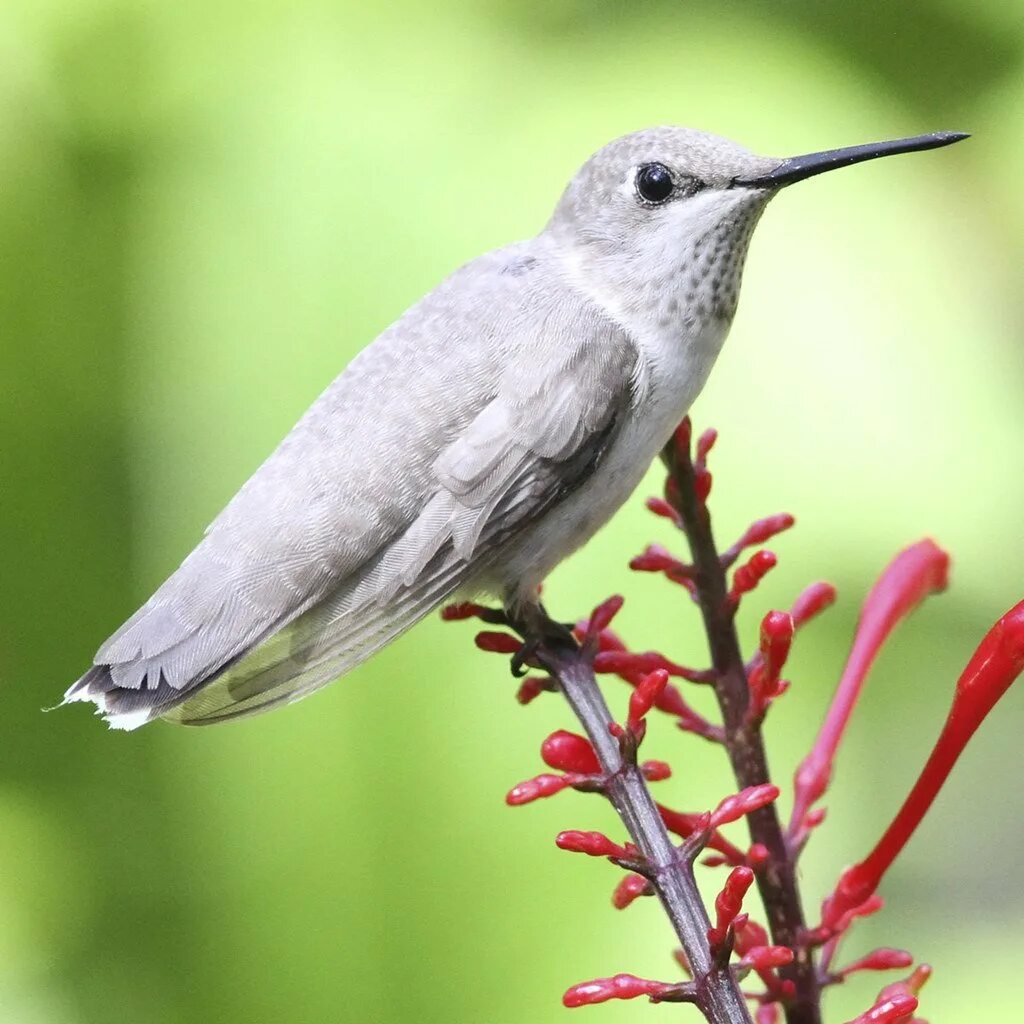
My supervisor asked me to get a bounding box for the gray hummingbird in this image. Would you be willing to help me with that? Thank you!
[63,126,966,729]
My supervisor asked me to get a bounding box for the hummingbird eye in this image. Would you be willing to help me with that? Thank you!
[635,162,675,204]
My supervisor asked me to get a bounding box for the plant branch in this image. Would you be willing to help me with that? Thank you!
[663,440,822,1024]
[534,639,754,1023]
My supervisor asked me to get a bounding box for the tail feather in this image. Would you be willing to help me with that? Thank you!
[165,550,468,725]
[63,547,473,730]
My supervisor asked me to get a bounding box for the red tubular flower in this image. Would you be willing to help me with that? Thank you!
[790,581,838,627]
[740,946,795,971]
[756,1005,781,1024]
[790,540,950,834]
[821,599,1024,932]
[707,866,755,949]
[710,785,780,828]
[541,730,601,774]
[728,550,778,605]
[612,873,653,909]
[506,773,574,805]
[563,973,686,1007]
[628,669,669,730]
[839,949,914,977]
[555,830,637,860]
[844,993,919,1024]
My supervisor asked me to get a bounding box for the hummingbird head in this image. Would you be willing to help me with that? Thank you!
[548,125,968,332]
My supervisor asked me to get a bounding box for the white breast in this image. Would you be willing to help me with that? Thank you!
[489,310,730,604]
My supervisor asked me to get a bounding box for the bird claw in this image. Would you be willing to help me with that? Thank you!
[505,609,577,677]
[509,639,539,678]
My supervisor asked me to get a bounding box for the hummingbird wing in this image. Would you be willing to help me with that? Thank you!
[66,242,637,728]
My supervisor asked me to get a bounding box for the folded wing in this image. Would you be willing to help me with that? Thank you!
[64,243,635,727]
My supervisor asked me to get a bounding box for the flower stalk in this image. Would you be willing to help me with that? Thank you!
[533,637,755,1022]
[663,421,822,1024]
[444,415,1022,1024]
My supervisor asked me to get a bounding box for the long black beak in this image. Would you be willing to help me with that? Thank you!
[733,131,969,189]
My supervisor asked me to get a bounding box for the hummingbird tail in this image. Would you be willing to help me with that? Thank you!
[62,547,472,729]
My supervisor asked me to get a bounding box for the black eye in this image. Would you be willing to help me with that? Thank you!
[635,162,674,204]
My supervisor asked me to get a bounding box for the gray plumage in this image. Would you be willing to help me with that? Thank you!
[62,125,967,728]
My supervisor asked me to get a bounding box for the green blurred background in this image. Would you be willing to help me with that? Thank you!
[2,1,1023,1021]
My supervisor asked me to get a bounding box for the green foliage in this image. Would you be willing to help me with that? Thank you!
[1,2,1021,1021]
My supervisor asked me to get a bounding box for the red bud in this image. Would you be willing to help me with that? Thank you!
[640,760,672,782]
[645,497,683,528]
[541,730,600,774]
[506,774,571,805]
[844,994,919,1024]
[555,830,636,860]
[790,581,838,626]
[628,669,669,729]
[474,631,521,654]
[734,917,770,957]
[729,550,778,604]
[586,595,625,637]
[612,873,652,909]
[710,785,780,828]
[740,946,795,971]
[707,866,755,949]
[516,676,552,704]
[563,973,683,1008]
[840,949,914,977]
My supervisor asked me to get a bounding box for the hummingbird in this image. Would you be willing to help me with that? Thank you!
[63,126,967,729]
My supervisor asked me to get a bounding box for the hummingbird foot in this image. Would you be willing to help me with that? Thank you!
[504,602,578,677]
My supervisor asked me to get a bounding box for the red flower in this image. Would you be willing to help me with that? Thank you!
[821,599,1024,932]
[791,540,950,834]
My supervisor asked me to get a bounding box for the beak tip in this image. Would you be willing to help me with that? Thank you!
[735,129,971,189]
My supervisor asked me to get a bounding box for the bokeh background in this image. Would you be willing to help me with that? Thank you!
[2,2,1023,1022]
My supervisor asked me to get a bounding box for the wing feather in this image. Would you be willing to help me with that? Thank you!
[65,241,636,727]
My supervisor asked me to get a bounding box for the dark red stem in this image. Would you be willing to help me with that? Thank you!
[664,442,821,1024]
